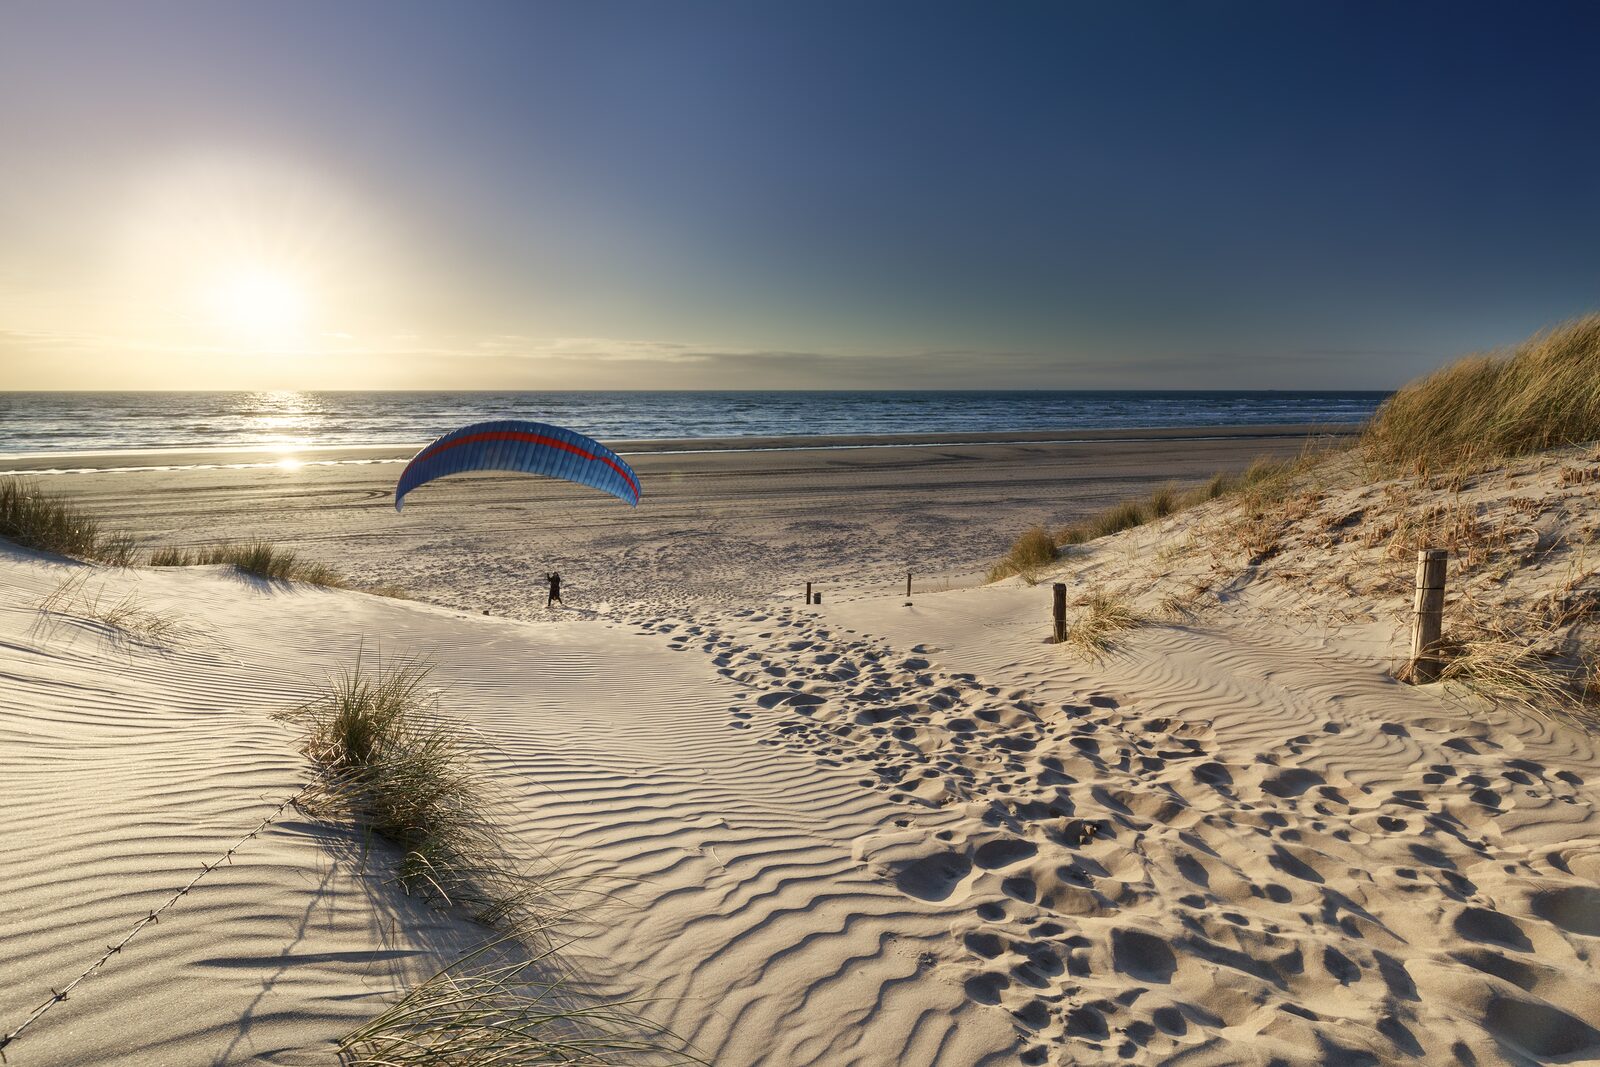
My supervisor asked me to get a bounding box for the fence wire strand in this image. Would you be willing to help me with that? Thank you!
[0,785,308,1060]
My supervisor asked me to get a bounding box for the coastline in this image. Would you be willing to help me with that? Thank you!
[0,421,1357,474]
[10,423,1342,617]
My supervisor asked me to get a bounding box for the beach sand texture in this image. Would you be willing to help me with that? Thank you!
[9,429,1334,618]
[2,431,1599,1065]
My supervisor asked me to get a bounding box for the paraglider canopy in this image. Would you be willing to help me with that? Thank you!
[394,419,641,511]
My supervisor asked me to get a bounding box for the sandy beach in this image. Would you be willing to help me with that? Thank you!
[1,425,1347,618]
[8,3,1598,1062]
[4,421,1599,1065]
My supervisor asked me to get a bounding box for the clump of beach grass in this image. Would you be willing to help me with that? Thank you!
[1064,587,1143,656]
[989,447,1340,580]
[0,478,136,565]
[1072,499,1149,543]
[31,571,186,647]
[1147,482,1179,519]
[278,657,537,926]
[1434,612,1599,727]
[1363,314,1600,474]
[281,655,698,1065]
[987,525,1057,583]
[340,946,700,1067]
[151,540,344,587]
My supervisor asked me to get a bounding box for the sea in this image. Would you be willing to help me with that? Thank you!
[0,391,1388,456]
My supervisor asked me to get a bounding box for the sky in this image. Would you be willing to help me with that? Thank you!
[1,0,1597,391]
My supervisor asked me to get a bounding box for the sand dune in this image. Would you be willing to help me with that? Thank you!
[0,548,1022,1064]
[635,589,1600,1063]
[4,434,1600,1065]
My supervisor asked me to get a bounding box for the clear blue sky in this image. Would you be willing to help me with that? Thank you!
[2,1,1597,389]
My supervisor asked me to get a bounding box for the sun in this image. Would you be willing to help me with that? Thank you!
[206,268,309,344]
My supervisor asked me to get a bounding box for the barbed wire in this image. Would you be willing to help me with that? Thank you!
[0,784,309,1060]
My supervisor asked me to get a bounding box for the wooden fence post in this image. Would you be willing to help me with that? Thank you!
[1409,548,1448,682]
[1052,583,1067,644]
[804,581,811,605]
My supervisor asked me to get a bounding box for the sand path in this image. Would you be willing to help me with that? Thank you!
[645,585,1600,1063]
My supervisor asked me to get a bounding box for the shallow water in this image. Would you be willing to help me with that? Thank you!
[0,389,1385,455]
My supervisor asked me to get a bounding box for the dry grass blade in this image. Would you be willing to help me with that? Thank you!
[281,656,698,1065]
[987,526,1057,583]
[0,477,136,565]
[340,943,702,1066]
[1065,587,1142,657]
[151,540,346,587]
[1363,314,1600,473]
[31,572,186,648]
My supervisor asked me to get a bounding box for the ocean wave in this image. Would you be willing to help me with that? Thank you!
[0,390,1387,456]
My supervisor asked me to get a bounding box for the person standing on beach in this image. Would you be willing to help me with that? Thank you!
[545,571,563,608]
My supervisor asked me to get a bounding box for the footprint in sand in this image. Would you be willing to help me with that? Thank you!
[962,971,1010,1005]
[1484,995,1600,1059]
[1261,766,1325,798]
[1529,884,1600,937]
[1453,906,1533,951]
[973,837,1038,870]
[1111,928,1178,984]
[893,850,973,901]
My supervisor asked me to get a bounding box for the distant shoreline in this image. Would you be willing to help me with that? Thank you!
[0,421,1358,474]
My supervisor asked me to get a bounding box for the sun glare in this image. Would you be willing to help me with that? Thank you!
[207,269,309,344]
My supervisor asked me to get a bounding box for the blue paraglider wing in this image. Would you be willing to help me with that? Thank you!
[394,420,641,511]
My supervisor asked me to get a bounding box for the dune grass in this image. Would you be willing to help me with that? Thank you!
[1434,609,1600,727]
[151,540,344,587]
[1058,499,1149,546]
[278,657,535,925]
[1057,462,1303,552]
[986,525,1057,583]
[989,458,1314,583]
[0,478,135,565]
[1363,314,1600,473]
[1064,587,1143,657]
[279,656,697,1064]
[1147,482,1178,519]
[31,571,186,647]
[341,946,699,1067]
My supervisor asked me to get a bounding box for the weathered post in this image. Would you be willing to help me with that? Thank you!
[1052,582,1067,644]
[904,571,913,606]
[812,591,822,605]
[805,581,812,605]
[1409,548,1448,682]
